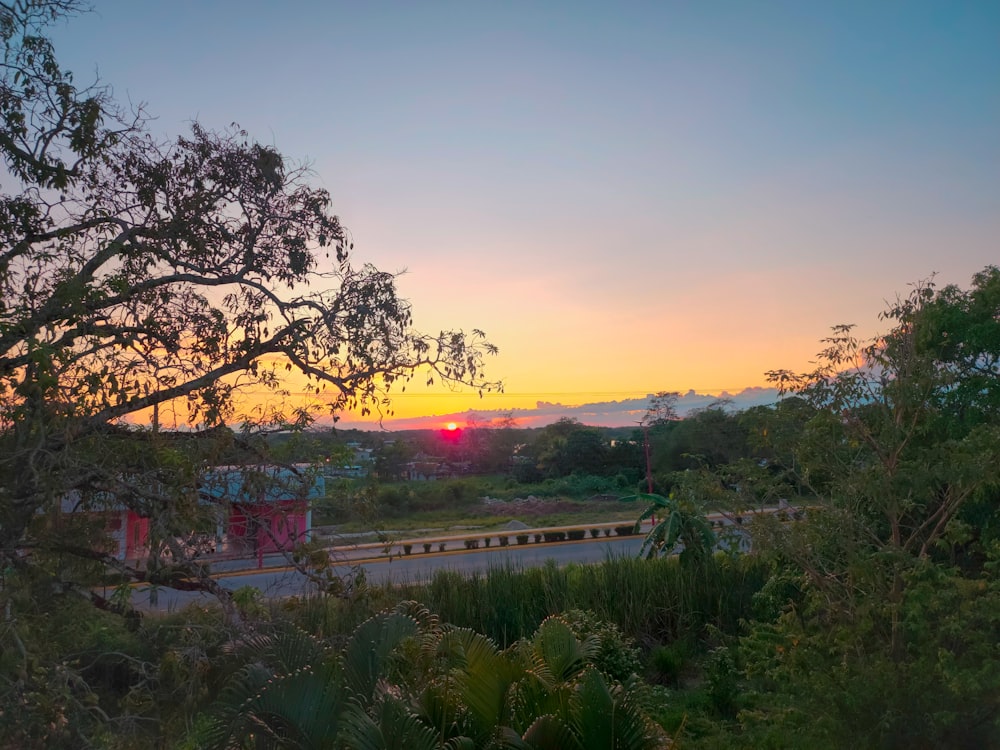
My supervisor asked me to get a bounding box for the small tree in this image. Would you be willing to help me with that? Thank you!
[624,488,716,565]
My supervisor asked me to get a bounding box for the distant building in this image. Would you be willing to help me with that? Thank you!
[58,464,323,560]
[200,465,323,555]
[325,464,368,478]
[324,442,373,478]
[57,494,150,562]
[404,454,472,481]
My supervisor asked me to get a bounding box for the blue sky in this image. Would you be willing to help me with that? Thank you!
[51,1,1000,426]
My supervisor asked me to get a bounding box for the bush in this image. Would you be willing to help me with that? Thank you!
[614,525,636,536]
[464,539,479,550]
[534,533,542,543]
[498,536,509,546]
[483,537,491,547]
[403,544,412,555]
[705,645,739,716]
[543,531,566,543]
[375,485,413,517]
[516,534,529,545]
[438,542,446,552]
[567,529,586,541]
[590,528,602,538]
[561,609,642,682]
[423,543,432,553]
[650,641,689,686]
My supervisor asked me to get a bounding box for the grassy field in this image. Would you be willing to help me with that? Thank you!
[315,474,645,537]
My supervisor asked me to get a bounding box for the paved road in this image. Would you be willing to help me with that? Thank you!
[131,535,648,612]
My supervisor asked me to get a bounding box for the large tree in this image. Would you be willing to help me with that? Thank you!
[0,2,496,599]
[766,269,1000,566]
[733,269,1000,747]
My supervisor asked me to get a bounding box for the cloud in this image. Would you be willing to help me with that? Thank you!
[333,386,782,430]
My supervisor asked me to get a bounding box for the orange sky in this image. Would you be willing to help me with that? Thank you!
[62,3,998,431]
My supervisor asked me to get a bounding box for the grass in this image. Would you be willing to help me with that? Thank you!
[313,475,644,529]
[280,552,769,650]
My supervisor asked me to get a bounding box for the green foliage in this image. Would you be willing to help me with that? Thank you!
[201,604,664,749]
[559,609,643,683]
[625,491,716,565]
[736,561,1000,749]
[648,403,750,479]
[715,270,1000,747]
[649,641,691,687]
[230,585,266,620]
[0,568,168,749]
[519,418,618,479]
[703,646,738,717]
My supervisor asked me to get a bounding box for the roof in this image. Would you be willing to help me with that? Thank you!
[198,465,325,504]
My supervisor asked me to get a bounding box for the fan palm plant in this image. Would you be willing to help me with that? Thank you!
[198,607,664,749]
[201,610,420,749]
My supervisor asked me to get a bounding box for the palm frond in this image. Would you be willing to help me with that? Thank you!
[339,695,439,750]
[342,611,419,703]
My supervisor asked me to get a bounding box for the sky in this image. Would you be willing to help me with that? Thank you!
[51,1,1000,429]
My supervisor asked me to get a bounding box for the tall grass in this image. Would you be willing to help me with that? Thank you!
[424,553,770,645]
[284,553,770,649]
[422,566,553,646]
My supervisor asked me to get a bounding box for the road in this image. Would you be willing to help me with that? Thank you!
[130,535,648,612]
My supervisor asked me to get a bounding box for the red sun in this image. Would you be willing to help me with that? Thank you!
[441,422,462,443]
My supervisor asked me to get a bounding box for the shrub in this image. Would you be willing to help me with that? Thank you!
[603,528,612,537]
[543,531,566,543]
[567,529,586,541]
[650,641,689,686]
[423,543,432,553]
[706,645,739,716]
[614,525,636,536]
[561,609,642,682]
[438,542,446,552]
[590,528,601,538]
[403,544,412,555]
[534,533,542,543]
[498,536,509,546]
[464,539,479,550]
[516,534,529,545]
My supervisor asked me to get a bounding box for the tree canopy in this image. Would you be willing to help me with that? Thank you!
[0,1,496,599]
[766,269,1000,561]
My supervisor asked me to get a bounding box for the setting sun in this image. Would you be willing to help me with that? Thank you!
[446,422,458,431]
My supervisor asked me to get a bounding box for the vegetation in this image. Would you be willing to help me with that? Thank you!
[640,269,1000,748]
[199,604,666,749]
[0,0,498,620]
[1,3,998,748]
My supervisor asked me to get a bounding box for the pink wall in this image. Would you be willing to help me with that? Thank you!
[230,500,308,553]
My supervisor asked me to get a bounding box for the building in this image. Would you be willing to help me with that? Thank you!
[200,465,323,555]
[58,464,323,561]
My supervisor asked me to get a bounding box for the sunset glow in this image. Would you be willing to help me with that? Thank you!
[56,3,999,431]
